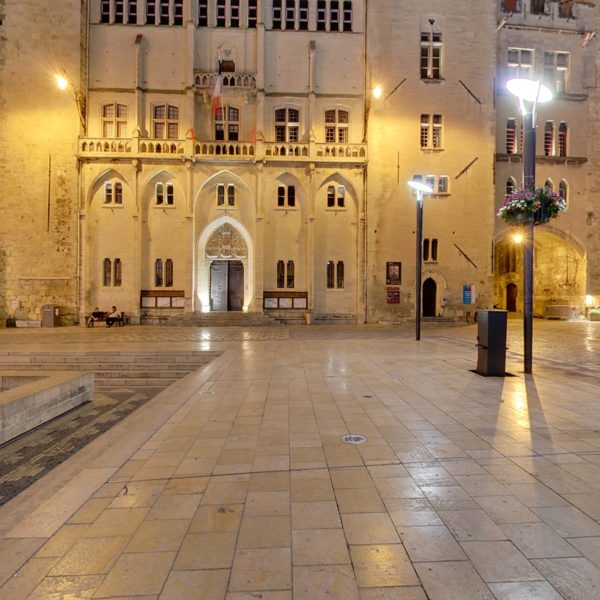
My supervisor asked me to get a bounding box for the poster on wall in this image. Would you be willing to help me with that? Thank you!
[386,262,401,285]
[462,284,476,304]
[387,287,400,304]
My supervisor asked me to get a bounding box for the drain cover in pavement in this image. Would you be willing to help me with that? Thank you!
[341,434,368,445]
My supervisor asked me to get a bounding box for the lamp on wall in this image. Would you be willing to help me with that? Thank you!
[408,179,433,341]
[55,72,87,134]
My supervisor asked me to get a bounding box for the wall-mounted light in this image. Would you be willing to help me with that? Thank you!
[372,85,383,99]
[54,71,87,134]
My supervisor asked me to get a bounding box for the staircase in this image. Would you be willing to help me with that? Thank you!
[141,311,281,327]
[0,350,220,391]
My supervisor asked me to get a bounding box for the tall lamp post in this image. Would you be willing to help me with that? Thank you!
[408,180,433,341]
[505,79,553,374]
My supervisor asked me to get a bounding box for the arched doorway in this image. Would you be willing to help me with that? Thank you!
[423,278,437,317]
[506,283,517,312]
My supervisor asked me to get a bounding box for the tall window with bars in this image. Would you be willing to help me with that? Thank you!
[325,109,349,143]
[329,0,340,30]
[115,0,124,23]
[153,104,179,139]
[216,0,226,26]
[558,122,567,157]
[506,118,517,154]
[230,0,239,26]
[159,0,169,24]
[215,106,239,141]
[146,0,156,23]
[273,0,282,28]
[285,0,296,29]
[299,0,308,29]
[420,31,442,80]
[128,0,137,22]
[317,0,326,30]
[173,0,183,25]
[420,114,442,149]
[248,0,257,27]
[198,0,208,25]
[102,103,128,138]
[342,1,352,31]
[275,108,300,142]
[101,0,110,22]
[544,121,554,156]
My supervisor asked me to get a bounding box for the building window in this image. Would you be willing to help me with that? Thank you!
[558,122,568,157]
[114,258,122,286]
[277,260,285,288]
[273,0,282,28]
[423,238,438,262]
[248,0,257,27]
[544,121,554,156]
[503,0,519,11]
[506,177,517,196]
[156,182,174,205]
[285,0,296,29]
[431,239,438,262]
[558,0,573,18]
[155,259,163,286]
[216,0,226,26]
[165,259,174,287]
[330,0,340,31]
[198,0,208,25]
[423,238,430,261]
[215,106,239,141]
[173,0,183,25]
[325,109,349,143]
[336,261,344,288]
[437,176,449,194]
[115,0,124,23]
[103,258,112,286]
[559,179,568,203]
[104,182,123,204]
[544,52,569,94]
[544,179,554,192]
[506,118,517,154]
[342,1,352,31]
[275,108,300,142]
[101,0,110,22]
[277,185,296,207]
[159,0,169,24]
[530,0,545,15]
[128,0,137,23]
[317,0,326,30]
[420,31,442,80]
[230,0,240,27]
[275,260,295,289]
[420,114,442,149]
[299,0,308,29]
[326,185,345,208]
[153,104,178,139]
[507,48,533,79]
[102,103,128,138]
[287,260,295,288]
[217,184,235,206]
[146,0,156,23]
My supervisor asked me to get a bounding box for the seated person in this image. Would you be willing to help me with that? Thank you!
[87,307,106,327]
[105,306,121,327]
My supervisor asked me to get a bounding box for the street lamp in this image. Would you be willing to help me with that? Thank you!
[55,72,87,134]
[505,78,553,373]
[408,180,433,341]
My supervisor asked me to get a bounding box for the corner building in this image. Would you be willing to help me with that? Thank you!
[81,0,367,324]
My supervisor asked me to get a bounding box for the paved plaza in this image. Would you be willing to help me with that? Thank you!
[1,320,600,598]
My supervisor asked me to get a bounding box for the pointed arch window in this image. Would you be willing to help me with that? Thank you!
[559,180,568,204]
[277,260,285,288]
[558,122,568,157]
[506,177,517,196]
[155,259,164,287]
[336,261,344,288]
[165,259,174,287]
[287,260,295,288]
[103,258,112,286]
[544,179,554,192]
[114,258,122,286]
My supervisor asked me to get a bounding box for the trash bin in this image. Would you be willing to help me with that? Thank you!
[476,309,507,376]
[41,304,59,327]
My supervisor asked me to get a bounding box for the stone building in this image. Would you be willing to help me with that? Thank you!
[0,0,598,326]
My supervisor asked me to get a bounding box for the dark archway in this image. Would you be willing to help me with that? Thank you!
[506,283,517,312]
[423,278,437,317]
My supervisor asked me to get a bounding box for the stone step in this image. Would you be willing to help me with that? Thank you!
[141,312,281,327]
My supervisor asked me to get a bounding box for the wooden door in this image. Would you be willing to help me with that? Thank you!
[228,261,244,311]
[210,261,228,311]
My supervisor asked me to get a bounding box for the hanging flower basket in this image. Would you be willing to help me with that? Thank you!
[498,187,567,226]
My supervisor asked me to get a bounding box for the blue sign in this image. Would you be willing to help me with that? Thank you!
[463,284,472,304]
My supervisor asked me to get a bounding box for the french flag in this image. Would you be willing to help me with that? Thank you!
[211,61,223,115]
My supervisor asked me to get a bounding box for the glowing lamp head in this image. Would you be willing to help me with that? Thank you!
[55,74,69,90]
[372,85,383,99]
[506,78,553,104]
[408,180,433,195]
[513,233,523,244]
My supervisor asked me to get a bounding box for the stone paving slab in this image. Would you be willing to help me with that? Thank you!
[0,323,599,597]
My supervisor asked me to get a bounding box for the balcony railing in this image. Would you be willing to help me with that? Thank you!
[79,137,368,163]
[194,72,257,91]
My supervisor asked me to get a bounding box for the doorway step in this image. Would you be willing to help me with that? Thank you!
[141,312,282,327]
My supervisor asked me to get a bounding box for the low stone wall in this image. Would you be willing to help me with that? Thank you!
[0,371,94,445]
